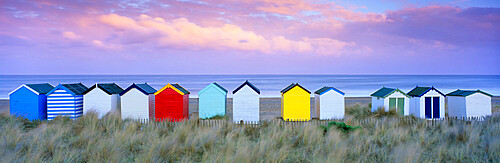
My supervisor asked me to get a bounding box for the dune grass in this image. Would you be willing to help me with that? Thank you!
[0,106,498,162]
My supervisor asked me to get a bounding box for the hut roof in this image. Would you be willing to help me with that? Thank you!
[281,83,310,94]
[212,82,228,93]
[26,83,54,94]
[120,83,156,96]
[61,83,88,95]
[407,86,445,97]
[371,87,409,98]
[446,89,493,97]
[314,86,345,95]
[83,83,123,95]
[9,83,54,95]
[155,83,190,95]
[233,80,260,94]
[120,83,157,95]
[171,84,190,94]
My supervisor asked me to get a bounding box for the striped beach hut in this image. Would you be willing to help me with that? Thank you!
[408,86,445,119]
[46,83,88,120]
[120,83,157,120]
[83,83,123,117]
[232,80,260,123]
[155,83,190,121]
[198,82,228,119]
[447,89,492,118]
[370,87,410,116]
[314,86,345,119]
[281,83,311,121]
[9,83,54,120]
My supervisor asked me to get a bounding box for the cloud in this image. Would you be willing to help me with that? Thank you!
[62,31,82,40]
[381,6,500,46]
[97,14,354,55]
[92,40,122,50]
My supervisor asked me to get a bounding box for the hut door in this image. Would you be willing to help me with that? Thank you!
[389,98,396,111]
[433,97,440,118]
[397,98,404,116]
[425,97,432,119]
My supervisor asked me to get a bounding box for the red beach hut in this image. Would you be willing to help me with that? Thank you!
[154,83,190,121]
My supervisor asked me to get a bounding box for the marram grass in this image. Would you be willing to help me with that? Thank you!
[0,107,498,162]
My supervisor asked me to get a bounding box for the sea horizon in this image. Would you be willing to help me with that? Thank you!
[1,75,499,99]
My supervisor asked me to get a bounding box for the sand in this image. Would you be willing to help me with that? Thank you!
[2,97,498,121]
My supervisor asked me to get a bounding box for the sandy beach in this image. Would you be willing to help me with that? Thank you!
[2,97,498,120]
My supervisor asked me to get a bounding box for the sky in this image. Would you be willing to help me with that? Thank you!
[0,0,499,75]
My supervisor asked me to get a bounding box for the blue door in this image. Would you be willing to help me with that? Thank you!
[425,97,432,119]
[433,97,440,118]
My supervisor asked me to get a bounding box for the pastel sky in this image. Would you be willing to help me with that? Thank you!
[1,0,499,75]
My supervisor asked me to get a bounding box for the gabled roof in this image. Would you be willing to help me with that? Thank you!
[83,83,124,95]
[9,83,54,95]
[212,82,228,93]
[155,83,190,95]
[281,83,311,94]
[47,83,88,95]
[171,84,190,94]
[446,89,493,97]
[371,87,409,98]
[62,83,88,95]
[199,82,228,95]
[233,80,260,94]
[120,83,157,95]
[314,86,345,95]
[407,86,445,97]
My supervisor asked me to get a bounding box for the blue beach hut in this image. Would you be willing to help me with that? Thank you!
[198,82,228,119]
[9,83,54,120]
[46,83,88,120]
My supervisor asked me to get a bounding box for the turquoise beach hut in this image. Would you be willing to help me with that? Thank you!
[46,83,88,120]
[9,83,54,120]
[198,82,228,119]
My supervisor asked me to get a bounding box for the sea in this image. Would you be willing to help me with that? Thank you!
[1,75,499,98]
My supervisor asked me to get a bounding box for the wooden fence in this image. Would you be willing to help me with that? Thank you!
[121,116,488,128]
[25,116,489,129]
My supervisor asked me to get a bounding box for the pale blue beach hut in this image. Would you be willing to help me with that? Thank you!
[9,83,54,120]
[46,83,88,120]
[198,82,228,119]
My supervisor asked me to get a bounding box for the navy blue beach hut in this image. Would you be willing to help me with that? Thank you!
[46,83,88,120]
[9,83,54,120]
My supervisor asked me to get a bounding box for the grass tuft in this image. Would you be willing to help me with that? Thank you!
[0,107,498,162]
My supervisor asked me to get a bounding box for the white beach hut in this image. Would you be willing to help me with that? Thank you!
[370,87,410,116]
[314,86,345,119]
[232,80,260,123]
[447,89,492,118]
[408,86,446,119]
[120,83,157,120]
[83,83,123,117]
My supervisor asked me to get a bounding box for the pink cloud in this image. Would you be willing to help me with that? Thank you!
[62,31,83,40]
[96,14,355,55]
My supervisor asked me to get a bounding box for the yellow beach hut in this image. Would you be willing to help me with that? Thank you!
[280,83,311,121]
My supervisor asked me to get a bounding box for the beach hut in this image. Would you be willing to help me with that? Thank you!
[281,83,311,121]
[155,83,190,121]
[407,86,445,119]
[370,87,410,116]
[232,80,260,123]
[83,83,123,117]
[46,83,88,120]
[447,89,492,118]
[9,83,54,120]
[314,86,345,119]
[198,82,228,119]
[120,83,157,120]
